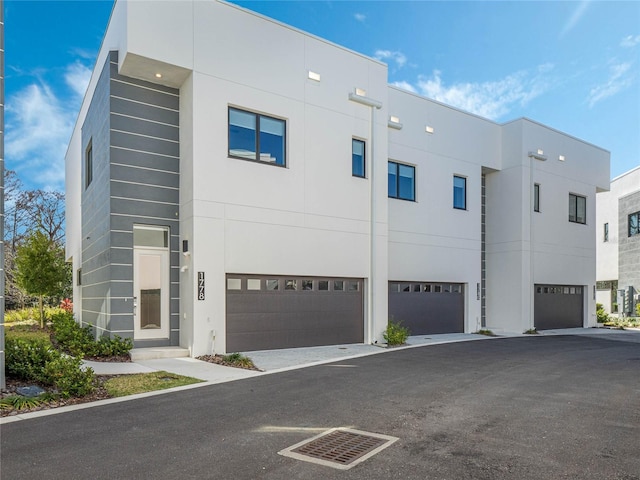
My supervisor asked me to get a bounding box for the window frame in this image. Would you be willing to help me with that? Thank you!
[352,138,366,178]
[453,175,467,210]
[629,211,640,237]
[85,140,93,189]
[533,183,540,212]
[228,106,286,167]
[569,193,586,224]
[388,160,416,202]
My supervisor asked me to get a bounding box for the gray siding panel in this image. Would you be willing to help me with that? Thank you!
[619,191,640,301]
[110,96,179,125]
[111,113,179,142]
[110,130,179,157]
[110,146,179,172]
[111,79,179,111]
[110,163,179,188]
[111,182,179,204]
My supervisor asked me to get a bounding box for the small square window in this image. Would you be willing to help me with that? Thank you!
[453,176,466,210]
[569,193,586,224]
[413,284,421,293]
[423,284,431,293]
[352,139,365,178]
[452,285,461,294]
[348,281,359,292]
[285,279,297,290]
[402,283,411,292]
[334,280,344,291]
[266,279,279,290]
[434,285,442,293]
[227,278,241,290]
[247,279,261,290]
[302,280,313,291]
[319,280,329,291]
[388,161,415,201]
[229,107,286,166]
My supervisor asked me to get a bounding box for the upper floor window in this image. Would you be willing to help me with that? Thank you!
[569,193,586,224]
[388,161,415,201]
[85,141,93,189]
[352,139,365,178]
[453,175,467,210]
[534,183,540,212]
[604,222,609,242]
[629,212,640,237]
[228,107,286,166]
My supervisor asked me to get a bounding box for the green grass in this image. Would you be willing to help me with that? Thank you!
[5,325,52,343]
[523,328,539,334]
[222,352,257,369]
[475,329,497,336]
[103,371,204,397]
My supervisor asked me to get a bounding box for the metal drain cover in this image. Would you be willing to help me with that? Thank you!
[278,428,398,470]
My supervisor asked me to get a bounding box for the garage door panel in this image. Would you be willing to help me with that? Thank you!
[535,284,583,330]
[388,283,464,335]
[226,275,363,352]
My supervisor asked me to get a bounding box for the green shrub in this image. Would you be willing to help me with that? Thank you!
[596,303,609,323]
[5,337,57,382]
[50,311,132,358]
[0,395,42,411]
[523,328,538,334]
[42,356,94,398]
[222,352,256,369]
[4,307,69,324]
[384,319,410,346]
[636,302,640,317]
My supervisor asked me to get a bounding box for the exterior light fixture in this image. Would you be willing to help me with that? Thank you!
[425,125,434,134]
[528,150,548,161]
[355,87,367,97]
[559,155,565,161]
[388,115,403,130]
[155,73,162,78]
[308,70,321,82]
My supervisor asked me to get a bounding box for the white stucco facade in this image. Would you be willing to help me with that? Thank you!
[66,0,610,355]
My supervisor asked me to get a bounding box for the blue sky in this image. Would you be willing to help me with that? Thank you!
[5,0,639,192]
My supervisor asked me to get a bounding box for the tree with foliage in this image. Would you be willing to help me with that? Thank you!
[15,230,69,327]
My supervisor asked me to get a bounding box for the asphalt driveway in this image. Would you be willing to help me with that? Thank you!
[2,334,639,479]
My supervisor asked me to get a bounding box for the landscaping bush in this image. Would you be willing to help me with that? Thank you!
[596,303,609,323]
[50,311,133,358]
[384,318,410,346]
[5,337,57,382]
[42,356,94,398]
[4,307,68,325]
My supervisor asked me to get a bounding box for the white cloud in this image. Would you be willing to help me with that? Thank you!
[374,50,407,69]
[398,66,553,121]
[560,1,590,38]
[5,64,88,191]
[587,62,634,108]
[620,34,640,48]
[354,13,366,23]
[392,81,416,93]
[64,62,92,99]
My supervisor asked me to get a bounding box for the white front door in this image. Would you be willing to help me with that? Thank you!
[134,247,170,340]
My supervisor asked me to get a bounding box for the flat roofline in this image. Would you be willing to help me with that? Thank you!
[611,165,640,183]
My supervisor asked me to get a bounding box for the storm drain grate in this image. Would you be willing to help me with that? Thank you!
[278,428,399,470]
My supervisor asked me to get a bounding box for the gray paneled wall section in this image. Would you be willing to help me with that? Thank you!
[81,54,113,337]
[80,51,180,346]
[619,191,640,296]
[108,51,180,347]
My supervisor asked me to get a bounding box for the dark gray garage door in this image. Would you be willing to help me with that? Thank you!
[534,284,584,330]
[388,282,464,335]
[226,275,364,352]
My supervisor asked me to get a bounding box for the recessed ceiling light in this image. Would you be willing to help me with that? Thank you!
[155,73,162,78]
[426,125,434,134]
[308,70,321,82]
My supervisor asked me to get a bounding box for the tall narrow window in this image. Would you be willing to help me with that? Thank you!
[85,141,93,188]
[629,212,640,237]
[453,175,466,210]
[352,139,365,177]
[228,107,286,166]
[388,161,415,201]
[534,183,540,212]
[604,222,609,242]
[569,193,586,224]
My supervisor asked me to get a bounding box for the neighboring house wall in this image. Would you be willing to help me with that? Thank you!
[596,167,640,314]
[618,190,640,313]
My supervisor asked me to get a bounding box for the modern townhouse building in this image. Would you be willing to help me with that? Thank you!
[596,166,640,315]
[65,0,610,356]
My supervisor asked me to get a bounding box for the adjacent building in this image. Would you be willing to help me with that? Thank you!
[596,166,640,315]
[65,0,610,356]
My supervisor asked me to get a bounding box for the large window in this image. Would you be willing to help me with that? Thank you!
[629,212,640,237]
[453,175,466,210]
[569,193,586,224]
[534,183,540,212]
[352,139,365,177]
[85,141,93,189]
[388,161,415,201]
[228,107,286,166]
